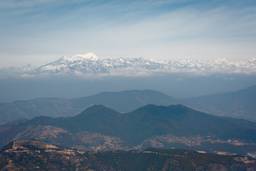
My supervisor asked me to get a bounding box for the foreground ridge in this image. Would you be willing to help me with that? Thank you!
[1,104,256,156]
[1,140,256,171]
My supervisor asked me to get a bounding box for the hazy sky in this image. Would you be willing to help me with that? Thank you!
[0,0,256,67]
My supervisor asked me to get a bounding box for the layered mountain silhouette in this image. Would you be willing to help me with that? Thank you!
[0,90,176,124]
[1,104,256,155]
[184,85,256,121]
[0,85,256,125]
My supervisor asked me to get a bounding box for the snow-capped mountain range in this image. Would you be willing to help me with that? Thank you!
[1,53,256,78]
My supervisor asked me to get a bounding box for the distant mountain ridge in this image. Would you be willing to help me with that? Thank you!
[1,53,256,78]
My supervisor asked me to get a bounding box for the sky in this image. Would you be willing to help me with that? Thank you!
[0,0,256,67]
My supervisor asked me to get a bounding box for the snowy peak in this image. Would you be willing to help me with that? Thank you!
[71,52,98,61]
[1,53,256,78]
[61,52,99,62]
[76,52,98,59]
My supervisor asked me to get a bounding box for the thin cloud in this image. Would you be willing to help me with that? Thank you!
[0,0,255,67]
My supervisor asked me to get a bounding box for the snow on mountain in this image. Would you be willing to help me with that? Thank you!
[34,53,167,76]
[2,53,256,78]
